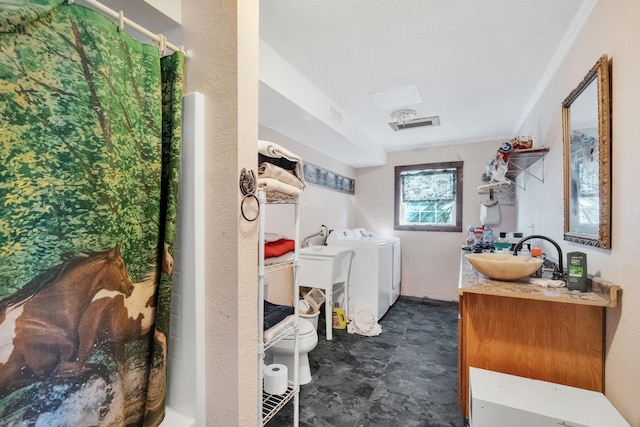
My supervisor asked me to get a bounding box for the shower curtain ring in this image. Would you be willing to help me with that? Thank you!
[158,34,167,55]
[241,194,259,222]
[118,11,125,31]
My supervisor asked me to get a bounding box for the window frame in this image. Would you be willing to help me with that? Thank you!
[394,161,463,232]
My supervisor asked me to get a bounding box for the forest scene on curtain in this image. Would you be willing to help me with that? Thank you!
[0,1,183,426]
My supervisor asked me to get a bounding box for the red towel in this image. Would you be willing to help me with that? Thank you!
[265,239,295,258]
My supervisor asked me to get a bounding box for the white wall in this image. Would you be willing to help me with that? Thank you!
[171,0,260,425]
[355,140,518,301]
[516,1,640,424]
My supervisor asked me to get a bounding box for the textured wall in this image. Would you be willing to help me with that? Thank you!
[178,0,260,425]
[516,1,640,424]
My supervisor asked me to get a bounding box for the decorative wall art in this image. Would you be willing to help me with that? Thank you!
[303,163,355,194]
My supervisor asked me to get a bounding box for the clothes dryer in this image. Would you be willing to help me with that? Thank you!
[326,229,392,321]
[352,229,401,306]
[387,236,401,306]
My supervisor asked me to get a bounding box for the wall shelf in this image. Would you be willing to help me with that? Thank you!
[479,147,549,193]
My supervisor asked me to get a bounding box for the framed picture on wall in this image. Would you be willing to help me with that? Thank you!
[303,163,355,194]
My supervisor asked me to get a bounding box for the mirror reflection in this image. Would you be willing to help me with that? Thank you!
[563,54,611,248]
[568,78,599,235]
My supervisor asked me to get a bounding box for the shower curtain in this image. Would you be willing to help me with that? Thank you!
[0,1,183,426]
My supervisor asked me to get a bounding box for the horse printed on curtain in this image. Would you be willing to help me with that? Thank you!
[0,1,183,425]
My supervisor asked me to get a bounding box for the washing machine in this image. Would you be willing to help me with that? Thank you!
[326,229,393,321]
[352,229,401,307]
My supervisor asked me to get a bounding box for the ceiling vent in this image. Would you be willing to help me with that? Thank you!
[389,115,441,131]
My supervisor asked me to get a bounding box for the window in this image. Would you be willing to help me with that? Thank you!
[394,161,463,232]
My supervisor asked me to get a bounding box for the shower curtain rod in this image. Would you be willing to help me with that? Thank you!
[68,0,191,57]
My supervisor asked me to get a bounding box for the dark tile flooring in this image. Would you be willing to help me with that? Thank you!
[267,297,466,427]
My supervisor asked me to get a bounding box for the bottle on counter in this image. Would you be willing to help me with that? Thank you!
[474,226,484,244]
[493,233,512,253]
[482,227,493,245]
[465,226,475,248]
[531,247,543,277]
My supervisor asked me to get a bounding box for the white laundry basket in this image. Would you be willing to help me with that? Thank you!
[299,299,321,331]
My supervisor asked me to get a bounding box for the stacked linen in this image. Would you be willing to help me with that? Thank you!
[264,233,295,266]
[258,140,306,199]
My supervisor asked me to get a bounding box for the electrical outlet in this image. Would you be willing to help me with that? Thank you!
[320,225,327,237]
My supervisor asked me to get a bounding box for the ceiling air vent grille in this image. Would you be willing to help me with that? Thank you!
[389,116,441,131]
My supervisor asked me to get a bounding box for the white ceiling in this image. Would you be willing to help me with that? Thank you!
[259,0,594,167]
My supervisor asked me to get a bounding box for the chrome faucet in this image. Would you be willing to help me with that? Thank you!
[513,235,564,281]
[301,224,328,248]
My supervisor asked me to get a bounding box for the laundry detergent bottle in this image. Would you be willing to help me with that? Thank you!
[332,304,347,329]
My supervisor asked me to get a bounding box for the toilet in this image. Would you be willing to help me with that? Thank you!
[265,317,318,385]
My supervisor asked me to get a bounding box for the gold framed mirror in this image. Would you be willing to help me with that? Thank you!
[562,54,611,248]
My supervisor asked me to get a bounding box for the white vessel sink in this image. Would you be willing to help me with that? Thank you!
[466,253,543,281]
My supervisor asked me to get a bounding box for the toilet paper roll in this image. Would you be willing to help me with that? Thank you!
[264,364,288,395]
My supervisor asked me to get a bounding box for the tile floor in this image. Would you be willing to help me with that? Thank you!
[267,297,465,427]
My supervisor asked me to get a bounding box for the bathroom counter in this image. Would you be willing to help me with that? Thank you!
[458,251,620,307]
[457,251,621,418]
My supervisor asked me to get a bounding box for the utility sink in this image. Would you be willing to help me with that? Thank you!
[466,253,543,281]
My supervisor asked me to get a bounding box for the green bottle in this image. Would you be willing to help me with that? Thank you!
[567,252,590,292]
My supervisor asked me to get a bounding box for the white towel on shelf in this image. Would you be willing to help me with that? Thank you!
[258,161,305,189]
[263,315,296,342]
[258,140,306,186]
[264,251,294,266]
[258,177,302,199]
[347,305,382,337]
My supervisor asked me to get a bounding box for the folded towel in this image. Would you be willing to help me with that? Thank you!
[258,177,302,199]
[346,305,382,336]
[264,251,295,266]
[258,140,306,186]
[263,315,295,341]
[265,239,295,258]
[259,153,298,172]
[265,232,290,243]
[259,162,305,189]
[264,301,295,330]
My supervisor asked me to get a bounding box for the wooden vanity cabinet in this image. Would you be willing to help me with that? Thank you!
[457,292,604,417]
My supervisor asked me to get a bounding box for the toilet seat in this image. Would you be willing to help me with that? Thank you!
[270,318,317,352]
[280,317,315,340]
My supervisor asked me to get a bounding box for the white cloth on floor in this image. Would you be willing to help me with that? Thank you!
[347,305,382,336]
